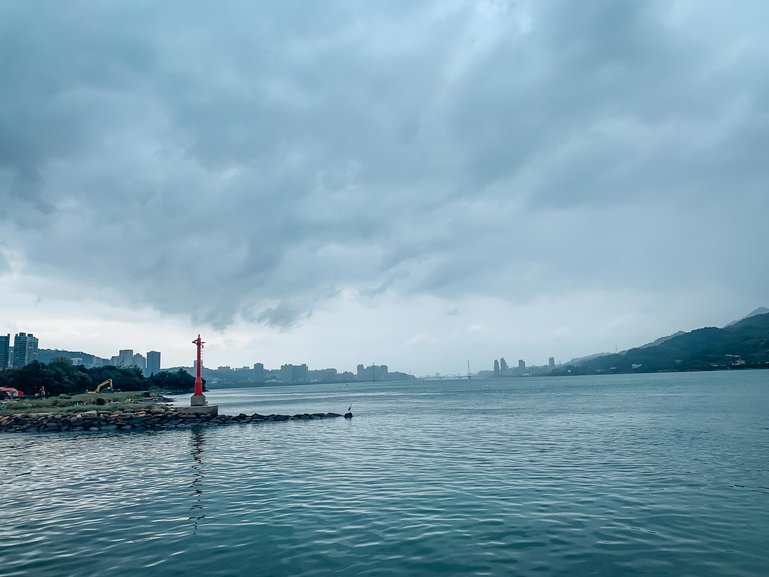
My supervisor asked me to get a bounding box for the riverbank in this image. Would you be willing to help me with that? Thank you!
[0,405,344,433]
[0,391,345,433]
[0,391,172,414]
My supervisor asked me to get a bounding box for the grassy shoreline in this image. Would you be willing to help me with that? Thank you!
[0,391,173,415]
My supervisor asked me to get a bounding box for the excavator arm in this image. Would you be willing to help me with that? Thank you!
[89,379,113,393]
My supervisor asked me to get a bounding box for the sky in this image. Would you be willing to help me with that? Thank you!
[1,1,767,376]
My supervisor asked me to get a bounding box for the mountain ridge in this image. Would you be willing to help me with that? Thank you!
[557,310,769,375]
[725,307,769,327]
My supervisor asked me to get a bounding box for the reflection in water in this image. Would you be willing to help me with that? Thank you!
[189,427,206,534]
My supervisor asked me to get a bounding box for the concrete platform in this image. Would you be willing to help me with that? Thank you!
[190,394,208,407]
[177,405,219,416]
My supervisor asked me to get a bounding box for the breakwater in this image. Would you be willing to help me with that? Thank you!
[0,406,345,433]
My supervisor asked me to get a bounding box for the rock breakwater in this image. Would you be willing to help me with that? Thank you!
[0,406,344,434]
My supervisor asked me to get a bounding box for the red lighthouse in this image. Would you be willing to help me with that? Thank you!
[189,334,212,409]
[181,334,217,415]
[192,334,204,397]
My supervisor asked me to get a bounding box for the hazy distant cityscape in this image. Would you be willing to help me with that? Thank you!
[481,356,558,378]
[1,331,163,377]
[1,329,559,384]
[1,329,420,384]
[6,308,767,384]
[201,362,415,386]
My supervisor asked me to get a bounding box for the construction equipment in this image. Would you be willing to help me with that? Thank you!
[89,379,114,394]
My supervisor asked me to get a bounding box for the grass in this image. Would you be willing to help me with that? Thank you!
[0,391,170,415]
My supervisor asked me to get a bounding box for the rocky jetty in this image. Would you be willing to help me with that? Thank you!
[0,406,344,434]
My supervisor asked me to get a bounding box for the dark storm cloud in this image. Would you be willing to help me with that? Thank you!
[1,0,767,327]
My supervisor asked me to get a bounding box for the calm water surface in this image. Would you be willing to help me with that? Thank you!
[2,371,768,576]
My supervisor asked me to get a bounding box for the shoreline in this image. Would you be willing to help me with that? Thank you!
[0,405,344,433]
[0,391,346,433]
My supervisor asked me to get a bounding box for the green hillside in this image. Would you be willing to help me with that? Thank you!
[555,312,769,375]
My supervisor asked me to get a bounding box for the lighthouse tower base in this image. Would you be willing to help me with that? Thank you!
[191,394,208,407]
[180,393,218,415]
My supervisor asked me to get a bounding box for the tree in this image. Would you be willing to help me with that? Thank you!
[6,361,54,395]
[46,358,92,395]
[148,369,198,392]
[86,366,146,392]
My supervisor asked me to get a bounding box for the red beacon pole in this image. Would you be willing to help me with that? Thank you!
[192,334,205,399]
[188,335,219,415]
[186,334,216,414]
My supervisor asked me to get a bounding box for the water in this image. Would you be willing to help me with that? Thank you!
[2,371,768,576]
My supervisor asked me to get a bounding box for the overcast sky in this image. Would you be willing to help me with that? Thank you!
[1,1,767,375]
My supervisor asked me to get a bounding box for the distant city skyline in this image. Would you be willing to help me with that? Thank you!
[196,361,416,386]
[1,307,764,377]
[0,313,579,377]
[0,329,167,378]
[4,305,768,378]
[2,325,564,379]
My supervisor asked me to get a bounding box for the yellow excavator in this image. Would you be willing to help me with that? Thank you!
[89,379,114,394]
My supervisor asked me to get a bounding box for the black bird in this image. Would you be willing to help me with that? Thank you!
[347,406,351,412]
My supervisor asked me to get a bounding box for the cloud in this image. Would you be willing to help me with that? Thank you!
[255,301,312,330]
[0,0,767,354]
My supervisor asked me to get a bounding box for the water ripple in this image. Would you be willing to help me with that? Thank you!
[2,372,769,576]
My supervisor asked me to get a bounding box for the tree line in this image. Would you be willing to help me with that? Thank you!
[0,358,198,397]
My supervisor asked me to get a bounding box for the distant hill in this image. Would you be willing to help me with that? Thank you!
[725,307,769,327]
[639,331,685,349]
[555,311,769,375]
[566,352,612,365]
[36,349,109,367]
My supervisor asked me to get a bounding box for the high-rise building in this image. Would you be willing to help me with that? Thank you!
[280,363,309,384]
[253,362,264,382]
[493,359,500,376]
[518,359,525,370]
[12,332,39,368]
[500,357,508,374]
[319,368,338,381]
[118,349,134,367]
[294,363,308,383]
[147,351,161,376]
[0,334,10,370]
[133,353,146,371]
[548,357,555,372]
